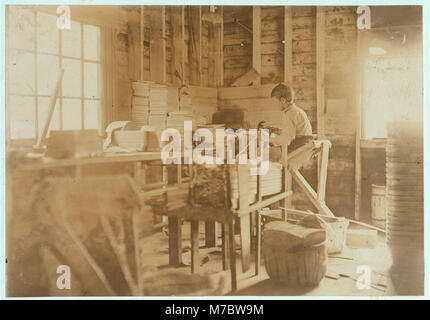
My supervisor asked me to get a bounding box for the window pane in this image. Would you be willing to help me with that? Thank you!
[37,97,61,137]
[38,54,60,96]
[8,6,35,51]
[84,100,100,130]
[9,95,35,139]
[84,62,100,99]
[62,20,81,58]
[8,50,35,95]
[62,98,82,130]
[37,12,58,54]
[62,58,82,97]
[84,24,100,61]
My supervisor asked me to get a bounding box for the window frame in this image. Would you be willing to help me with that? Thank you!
[6,6,104,145]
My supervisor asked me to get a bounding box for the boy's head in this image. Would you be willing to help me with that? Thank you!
[270,83,294,111]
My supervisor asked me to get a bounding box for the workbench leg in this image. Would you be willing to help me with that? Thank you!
[249,212,255,251]
[222,223,230,270]
[239,215,251,273]
[190,220,200,274]
[168,217,182,267]
[229,222,237,292]
[205,221,217,248]
[255,211,262,276]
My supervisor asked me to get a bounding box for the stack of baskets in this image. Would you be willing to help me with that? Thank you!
[386,122,424,295]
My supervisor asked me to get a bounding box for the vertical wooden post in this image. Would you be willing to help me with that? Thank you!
[229,221,237,291]
[140,6,145,81]
[237,164,251,273]
[150,6,166,84]
[316,7,325,140]
[171,6,185,87]
[284,6,293,85]
[205,221,217,248]
[168,216,182,266]
[222,223,230,270]
[252,6,261,86]
[220,6,224,88]
[316,6,326,189]
[282,6,293,210]
[190,220,200,274]
[255,211,261,275]
[317,141,330,203]
[354,31,363,221]
[188,6,202,86]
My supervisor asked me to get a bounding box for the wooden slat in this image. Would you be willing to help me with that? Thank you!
[284,6,293,85]
[171,6,185,86]
[355,31,363,221]
[187,6,201,86]
[150,6,166,83]
[190,220,200,274]
[252,6,261,85]
[140,6,144,81]
[291,168,335,217]
[168,216,182,266]
[317,141,330,202]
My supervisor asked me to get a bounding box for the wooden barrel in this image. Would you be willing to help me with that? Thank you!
[371,184,387,229]
[386,122,424,295]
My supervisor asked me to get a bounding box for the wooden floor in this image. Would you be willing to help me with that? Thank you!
[139,222,399,296]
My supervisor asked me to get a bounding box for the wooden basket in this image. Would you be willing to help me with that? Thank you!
[263,236,327,287]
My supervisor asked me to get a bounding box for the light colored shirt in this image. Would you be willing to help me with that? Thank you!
[282,103,313,144]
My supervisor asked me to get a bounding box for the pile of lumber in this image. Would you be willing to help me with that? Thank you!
[131,82,150,127]
[260,163,283,196]
[149,84,179,129]
[131,82,180,130]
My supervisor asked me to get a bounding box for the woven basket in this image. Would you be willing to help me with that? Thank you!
[263,235,327,287]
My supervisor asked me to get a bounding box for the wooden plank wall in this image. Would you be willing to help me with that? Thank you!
[260,6,284,85]
[223,6,253,87]
[220,6,359,218]
[112,5,359,219]
[323,6,358,218]
[114,8,133,121]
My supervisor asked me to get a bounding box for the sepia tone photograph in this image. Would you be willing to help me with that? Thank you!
[4,3,424,297]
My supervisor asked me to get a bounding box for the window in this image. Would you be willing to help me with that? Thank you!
[363,56,423,139]
[362,28,423,140]
[7,6,102,141]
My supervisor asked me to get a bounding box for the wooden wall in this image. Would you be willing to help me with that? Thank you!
[112,5,360,219]
[223,6,253,87]
[219,6,359,218]
[323,6,358,218]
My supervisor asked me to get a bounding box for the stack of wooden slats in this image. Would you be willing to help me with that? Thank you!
[260,163,283,196]
[131,82,150,127]
[166,111,194,146]
[148,84,179,129]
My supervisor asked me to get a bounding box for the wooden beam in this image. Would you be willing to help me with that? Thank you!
[127,8,141,82]
[354,31,363,221]
[190,220,200,274]
[168,216,182,267]
[252,6,261,86]
[140,6,144,81]
[284,6,293,85]
[317,141,330,202]
[171,6,185,87]
[291,168,335,217]
[187,6,202,86]
[150,6,166,84]
[316,7,325,139]
[220,6,224,87]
